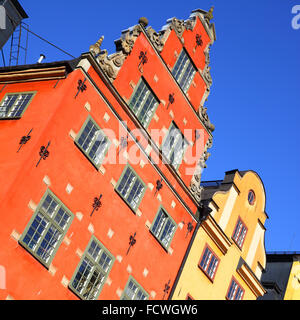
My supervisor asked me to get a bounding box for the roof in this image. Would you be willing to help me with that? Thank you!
[10,0,28,19]
[200,169,242,203]
[266,252,300,261]
[0,58,80,74]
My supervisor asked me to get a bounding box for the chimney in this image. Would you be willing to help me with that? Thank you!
[37,54,46,63]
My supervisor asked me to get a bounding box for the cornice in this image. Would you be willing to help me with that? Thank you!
[237,261,266,297]
[0,66,67,84]
[201,214,232,255]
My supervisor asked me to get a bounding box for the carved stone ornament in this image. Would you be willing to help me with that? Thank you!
[199,106,215,133]
[190,181,204,202]
[189,150,211,202]
[116,25,143,56]
[185,18,196,31]
[96,50,125,81]
[202,65,213,87]
[146,26,165,52]
[204,45,211,66]
[204,6,214,25]
[89,36,104,57]
[169,18,186,38]
[91,24,142,81]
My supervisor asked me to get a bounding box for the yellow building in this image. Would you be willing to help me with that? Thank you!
[259,252,300,300]
[170,169,268,300]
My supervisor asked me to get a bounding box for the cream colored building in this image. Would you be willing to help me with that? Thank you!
[170,169,268,300]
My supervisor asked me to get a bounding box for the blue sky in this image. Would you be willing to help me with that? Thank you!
[2,0,299,252]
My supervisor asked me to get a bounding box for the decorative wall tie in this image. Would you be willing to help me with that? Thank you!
[90,194,103,217]
[167,93,175,110]
[163,280,171,300]
[36,141,51,167]
[126,232,137,255]
[138,51,148,71]
[154,179,163,196]
[195,34,203,49]
[17,128,33,153]
[182,221,194,238]
[75,78,87,99]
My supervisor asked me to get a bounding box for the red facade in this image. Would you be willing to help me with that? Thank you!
[0,9,216,300]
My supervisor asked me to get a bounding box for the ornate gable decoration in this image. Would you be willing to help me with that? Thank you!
[190,137,213,202]
[89,24,143,82]
[89,7,215,82]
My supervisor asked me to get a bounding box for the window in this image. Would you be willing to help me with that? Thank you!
[19,190,73,267]
[115,165,146,212]
[121,276,149,300]
[69,237,114,300]
[226,278,244,300]
[199,245,220,281]
[232,218,247,249]
[162,122,189,170]
[150,207,177,250]
[248,190,255,205]
[75,116,111,168]
[172,49,196,93]
[128,78,159,128]
[0,92,35,119]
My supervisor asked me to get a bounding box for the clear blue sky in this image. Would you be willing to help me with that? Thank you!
[2,0,299,252]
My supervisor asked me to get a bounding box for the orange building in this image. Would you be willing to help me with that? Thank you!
[0,8,217,300]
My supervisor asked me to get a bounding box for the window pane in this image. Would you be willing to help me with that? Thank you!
[151,208,176,249]
[23,212,49,250]
[162,123,187,169]
[8,94,34,118]
[151,209,167,237]
[72,257,93,294]
[172,51,187,80]
[82,268,105,300]
[117,167,135,197]
[0,95,18,117]
[207,255,218,278]
[0,93,33,118]
[136,290,147,300]
[71,238,114,300]
[88,240,101,261]
[129,79,158,127]
[36,224,62,263]
[200,247,211,270]
[172,50,196,93]
[54,208,70,229]
[127,180,144,210]
[117,166,145,211]
[41,195,58,217]
[20,191,73,267]
[77,119,109,167]
[160,219,175,247]
[88,131,108,165]
[227,280,237,300]
[122,278,149,301]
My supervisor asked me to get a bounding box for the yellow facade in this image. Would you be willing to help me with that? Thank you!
[172,170,267,300]
[284,259,300,300]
